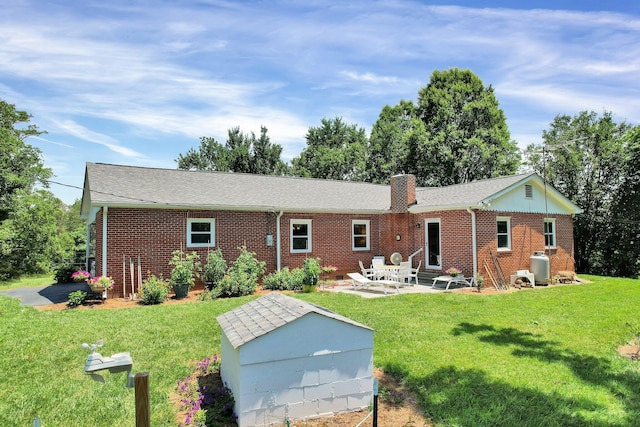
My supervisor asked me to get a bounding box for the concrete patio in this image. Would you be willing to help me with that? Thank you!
[322,279,474,298]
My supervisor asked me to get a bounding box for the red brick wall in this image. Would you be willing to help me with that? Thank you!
[414,210,575,282]
[95,207,576,295]
[475,211,575,284]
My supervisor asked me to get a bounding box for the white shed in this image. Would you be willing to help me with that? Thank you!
[216,293,374,427]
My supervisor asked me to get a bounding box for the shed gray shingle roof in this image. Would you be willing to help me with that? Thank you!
[216,292,372,348]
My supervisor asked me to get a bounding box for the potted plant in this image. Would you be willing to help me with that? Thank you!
[169,250,201,299]
[71,270,91,282]
[474,273,484,293]
[301,258,322,293]
[202,249,227,290]
[446,267,462,277]
[87,276,114,299]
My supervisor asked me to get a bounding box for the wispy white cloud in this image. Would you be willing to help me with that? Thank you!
[1,0,639,204]
[55,120,145,158]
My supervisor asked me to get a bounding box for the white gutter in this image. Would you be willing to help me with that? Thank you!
[102,206,108,276]
[467,207,477,279]
[85,225,91,273]
[276,210,283,271]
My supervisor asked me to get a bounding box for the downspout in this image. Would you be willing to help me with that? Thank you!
[467,207,477,279]
[85,224,91,273]
[275,210,283,271]
[102,206,108,276]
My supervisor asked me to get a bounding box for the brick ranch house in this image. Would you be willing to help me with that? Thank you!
[80,163,582,296]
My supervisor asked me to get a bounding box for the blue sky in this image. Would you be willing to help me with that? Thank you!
[1,1,638,204]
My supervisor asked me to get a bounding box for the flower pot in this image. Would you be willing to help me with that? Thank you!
[302,284,317,293]
[204,281,217,291]
[173,283,190,299]
[89,285,108,299]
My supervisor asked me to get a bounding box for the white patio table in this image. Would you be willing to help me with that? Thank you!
[373,265,401,281]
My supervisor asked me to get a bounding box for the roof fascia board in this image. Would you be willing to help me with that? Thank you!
[87,202,387,215]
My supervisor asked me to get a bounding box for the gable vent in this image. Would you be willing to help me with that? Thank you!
[525,184,533,198]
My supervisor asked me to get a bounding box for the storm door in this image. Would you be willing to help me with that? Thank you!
[425,219,441,269]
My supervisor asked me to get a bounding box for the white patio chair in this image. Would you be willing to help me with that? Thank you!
[359,260,376,280]
[407,260,421,286]
[396,261,411,285]
[370,258,385,280]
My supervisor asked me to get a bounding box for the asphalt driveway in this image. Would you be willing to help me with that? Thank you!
[0,282,92,306]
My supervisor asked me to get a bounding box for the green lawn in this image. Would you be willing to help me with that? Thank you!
[0,273,56,290]
[1,276,638,426]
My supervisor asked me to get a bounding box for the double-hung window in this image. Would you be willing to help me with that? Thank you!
[352,220,370,251]
[187,218,215,247]
[544,218,556,249]
[496,216,511,251]
[291,219,312,253]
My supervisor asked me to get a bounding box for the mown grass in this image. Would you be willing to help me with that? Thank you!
[0,273,56,290]
[1,275,639,426]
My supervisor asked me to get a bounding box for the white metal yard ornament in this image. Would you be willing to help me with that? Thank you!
[81,340,134,388]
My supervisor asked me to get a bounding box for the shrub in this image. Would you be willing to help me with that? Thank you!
[216,269,254,298]
[202,249,227,288]
[198,287,221,301]
[67,290,86,308]
[138,274,170,305]
[232,246,265,285]
[302,257,322,286]
[54,264,76,284]
[168,250,201,289]
[207,246,266,298]
[262,267,304,291]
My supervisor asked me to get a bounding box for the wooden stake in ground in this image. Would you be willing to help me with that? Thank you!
[134,372,150,427]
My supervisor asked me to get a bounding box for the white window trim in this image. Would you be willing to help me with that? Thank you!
[496,216,511,251]
[352,220,370,251]
[186,218,215,248]
[544,218,557,249]
[290,219,312,253]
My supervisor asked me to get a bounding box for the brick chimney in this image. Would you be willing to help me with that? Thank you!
[390,174,416,213]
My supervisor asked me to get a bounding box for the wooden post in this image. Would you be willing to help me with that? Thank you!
[135,372,150,427]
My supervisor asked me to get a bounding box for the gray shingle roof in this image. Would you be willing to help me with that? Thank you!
[216,292,372,348]
[83,163,579,215]
[84,163,390,213]
[413,173,535,211]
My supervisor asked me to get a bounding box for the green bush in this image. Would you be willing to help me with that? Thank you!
[67,290,86,308]
[54,264,77,284]
[198,287,221,301]
[262,267,304,291]
[216,269,254,297]
[233,246,266,285]
[138,274,170,305]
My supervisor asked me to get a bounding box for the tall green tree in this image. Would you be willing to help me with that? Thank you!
[524,111,634,276]
[176,126,288,175]
[413,68,520,186]
[291,117,367,180]
[0,100,51,221]
[607,126,640,277]
[0,190,74,279]
[367,100,426,184]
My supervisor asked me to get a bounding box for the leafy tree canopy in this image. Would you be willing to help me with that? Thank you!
[524,110,637,276]
[176,126,289,175]
[0,100,51,221]
[367,100,425,184]
[415,68,520,185]
[291,117,367,180]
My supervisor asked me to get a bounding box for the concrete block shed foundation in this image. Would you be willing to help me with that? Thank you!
[217,293,374,427]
